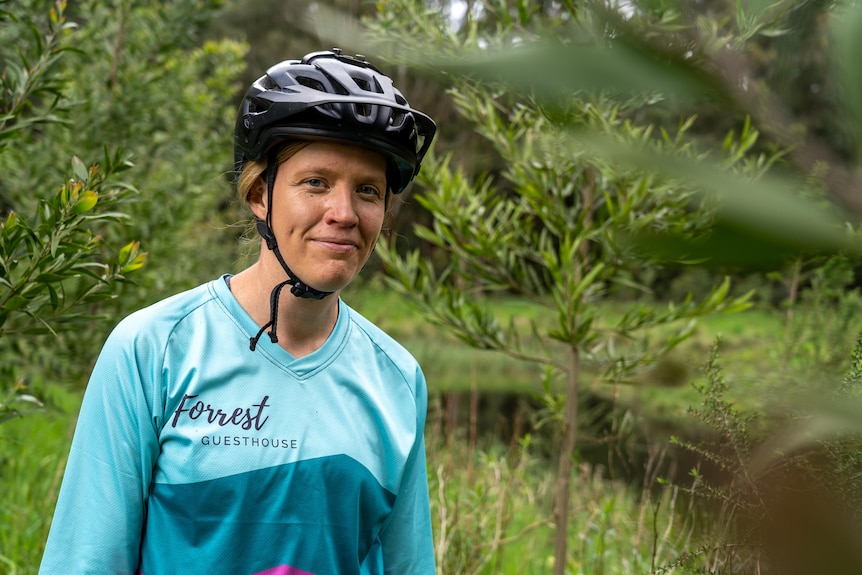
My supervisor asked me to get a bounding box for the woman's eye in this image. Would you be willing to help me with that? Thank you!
[305,178,326,188]
[358,185,382,198]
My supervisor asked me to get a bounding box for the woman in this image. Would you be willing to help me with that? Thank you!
[39,49,437,575]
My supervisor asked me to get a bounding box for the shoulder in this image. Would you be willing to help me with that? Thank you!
[343,302,418,370]
[104,280,219,352]
[340,301,429,419]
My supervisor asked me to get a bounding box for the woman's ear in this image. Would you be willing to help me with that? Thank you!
[247,177,268,220]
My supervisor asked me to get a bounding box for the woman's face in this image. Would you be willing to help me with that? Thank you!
[250,141,388,293]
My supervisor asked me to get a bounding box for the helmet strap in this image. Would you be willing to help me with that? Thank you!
[249,150,334,352]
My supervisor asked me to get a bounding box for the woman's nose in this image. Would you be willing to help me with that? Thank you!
[325,186,359,225]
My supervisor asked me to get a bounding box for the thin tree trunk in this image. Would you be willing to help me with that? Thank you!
[108,0,129,91]
[553,167,595,573]
[554,345,580,575]
[782,257,802,370]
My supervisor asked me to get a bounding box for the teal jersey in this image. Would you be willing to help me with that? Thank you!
[39,277,435,575]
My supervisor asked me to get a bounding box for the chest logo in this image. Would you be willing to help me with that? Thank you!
[171,394,271,431]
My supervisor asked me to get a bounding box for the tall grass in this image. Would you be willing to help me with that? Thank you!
[0,386,75,574]
[424,426,700,574]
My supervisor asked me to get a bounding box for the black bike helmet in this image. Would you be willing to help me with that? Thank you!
[234,48,436,194]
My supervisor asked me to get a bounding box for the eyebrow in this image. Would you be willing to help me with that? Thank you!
[292,166,386,188]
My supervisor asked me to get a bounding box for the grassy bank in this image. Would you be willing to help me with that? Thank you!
[0,386,77,573]
[346,279,839,422]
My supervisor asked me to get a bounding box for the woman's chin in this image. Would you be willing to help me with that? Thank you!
[302,275,351,295]
[298,264,363,294]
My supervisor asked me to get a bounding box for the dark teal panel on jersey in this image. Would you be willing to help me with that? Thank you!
[141,455,396,575]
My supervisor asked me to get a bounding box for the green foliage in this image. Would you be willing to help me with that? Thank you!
[429,438,545,574]
[782,255,862,372]
[382,5,744,408]
[14,0,248,301]
[427,432,696,574]
[367,2,773,571]
[663,332,862,574]
[658,339,781,573]
[669,341,764,553]
[0,376,43,424]
[0,1,153,423]
[367,0,862,262]
[833,0,862,162]
[0,153,142,338]
[3,0,246,286]
[0,385,78,572]
[816,333,862,524]
[379,142,753,379]
[0,0,247,398]
[362,0,862,571]
[0,0,75,157]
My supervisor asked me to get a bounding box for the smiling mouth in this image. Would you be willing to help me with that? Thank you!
[314,239,358,253]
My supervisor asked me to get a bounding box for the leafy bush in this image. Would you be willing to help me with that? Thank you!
[663,333,862,574]
[0,0,150,421]
[1,0,247,405]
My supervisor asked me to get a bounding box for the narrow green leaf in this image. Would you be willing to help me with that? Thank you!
[117,241,135,265]
[121,253,148,274]
[3,294,29,311]
[49,234,61,258]
[3,211,18,230]
[422,34,727,107]
[47,283,59,310]
[71,190,98,214]
[71,155,88,181]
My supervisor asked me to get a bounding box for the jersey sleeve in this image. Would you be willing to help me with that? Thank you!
[39,318,163,575]
[380,365,436,574]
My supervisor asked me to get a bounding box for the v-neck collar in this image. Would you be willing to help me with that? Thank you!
[211,275,350,379]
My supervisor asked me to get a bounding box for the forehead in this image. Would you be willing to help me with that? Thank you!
[280,141,387,179]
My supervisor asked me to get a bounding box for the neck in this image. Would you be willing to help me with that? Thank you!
[230,261,339,357]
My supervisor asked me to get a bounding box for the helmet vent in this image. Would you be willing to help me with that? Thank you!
[352,77,372,92]
[261,76,279,91]
[297,75,326,92]
[247,97,269,115]
[390,110,406,126]
[297,76,335,111]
